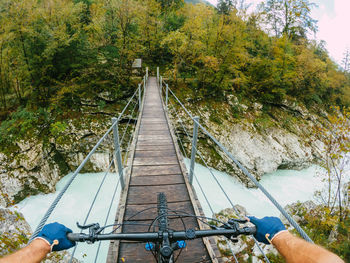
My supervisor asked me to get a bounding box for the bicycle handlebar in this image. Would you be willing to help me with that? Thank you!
[67,226,256,243]
[67,192,256,262]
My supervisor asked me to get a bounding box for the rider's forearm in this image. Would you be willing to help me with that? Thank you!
[0,239,50,263]
[272,231,344,263]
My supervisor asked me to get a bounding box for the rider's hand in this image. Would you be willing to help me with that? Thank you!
[247,216,287,245]
[34,222,76,251]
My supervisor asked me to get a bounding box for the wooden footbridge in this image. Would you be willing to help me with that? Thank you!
[106,77,220,262]
[30,70,313,263]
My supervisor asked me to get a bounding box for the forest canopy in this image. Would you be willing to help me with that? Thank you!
[0,0,349,123]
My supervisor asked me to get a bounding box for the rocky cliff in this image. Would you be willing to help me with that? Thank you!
[212,206,278,263]
[168,95,325,186]
[0,208,78,262]
[0,89,326,205]
[0,115,113,207]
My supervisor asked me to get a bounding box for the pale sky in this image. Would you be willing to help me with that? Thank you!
[206,0,350,67]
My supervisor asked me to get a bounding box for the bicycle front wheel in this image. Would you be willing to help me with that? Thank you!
[157,192,168,231]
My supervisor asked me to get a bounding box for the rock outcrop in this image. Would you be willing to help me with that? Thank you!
[0,116,113,207]
[0,93,325,205]
[213,207,279,263]
[0,208,78,262]
[169,97,325,186]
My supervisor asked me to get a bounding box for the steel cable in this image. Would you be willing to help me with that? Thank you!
[122,103,141,166]
[168,99,269,262]
[166,85,313,243]
[29,81,144,242]
[29,123,117,242]
[119,98,139,147]
[94,175,121,263]
[168,103,216,215]
[123,123,137,166]
[168,104,215,216]
[69,159,114,262]
[119,88,140,119]
[195,149,271,263]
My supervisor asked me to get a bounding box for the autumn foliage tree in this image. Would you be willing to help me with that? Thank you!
[314,107,350,223]
[0,0,350,144]
[259,0,317,39]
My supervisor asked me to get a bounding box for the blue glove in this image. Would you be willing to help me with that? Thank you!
[248,216,287,244]
[35,222,76,251]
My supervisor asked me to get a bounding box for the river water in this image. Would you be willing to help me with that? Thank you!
[13,161,324,262]
[188,160,323,217]
[14,172,121,263]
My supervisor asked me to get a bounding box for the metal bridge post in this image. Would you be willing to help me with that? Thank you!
[144,75,146,89]
[146,67,148,80]
[138,83,142,111]
[160,76,162,90]
[165,84,169,109]
[112,117,125,189]
[189,116,199,185]
[157,67,159,81]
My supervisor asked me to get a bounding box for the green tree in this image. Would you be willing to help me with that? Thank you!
[156,0,184,12]
[260,0,317,39]
[217,0,235,15]
[0,0,88,107]
[342,48,350,73]
[138,0,163,63]
[314,107,350,223]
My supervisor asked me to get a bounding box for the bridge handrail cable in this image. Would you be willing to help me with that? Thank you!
[161,78,313,244]
[29,75,147,243]
[166,93,270,263]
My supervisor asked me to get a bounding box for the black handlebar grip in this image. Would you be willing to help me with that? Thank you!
[67,233,82,242]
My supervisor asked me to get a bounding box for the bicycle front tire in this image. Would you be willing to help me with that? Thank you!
[157,192,168,231]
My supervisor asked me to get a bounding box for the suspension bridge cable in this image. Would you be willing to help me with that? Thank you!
[29,122,118,241]
[94,176,121,263]
[74,83,142,261]
[166,84,313,243]
[168,105,189,159]
[169,100,270,263]
[167,120,240,263]
[29,83,143,242]
[165,81,254,261]
[168,100,239,214]
[167,104,227,261]
[195,149,271,263]
[28,77,146,263]
[168,103,215,216]
[69,159,114,262]
[123,127,136,166]
[122,108,139,166]
[119,98,139,147]
[122,81,145,165]
[167,102,217,216]
[119,88,139,119]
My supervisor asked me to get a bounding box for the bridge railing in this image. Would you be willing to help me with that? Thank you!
[29,72,148,262]
[158,73,313,262]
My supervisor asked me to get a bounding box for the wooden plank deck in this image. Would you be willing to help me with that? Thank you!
[107,77,217,262]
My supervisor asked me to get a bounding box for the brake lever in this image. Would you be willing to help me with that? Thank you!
[228,218,248,224]
[76,222,100,230]
[76,222,101,243]
[209,224,219,230]
[210,218,248,233]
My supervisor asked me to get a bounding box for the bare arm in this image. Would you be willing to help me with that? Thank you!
[272,231,344,263]
[0,222,75,263]
[248,216,344,263]
[0,239,50,263]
